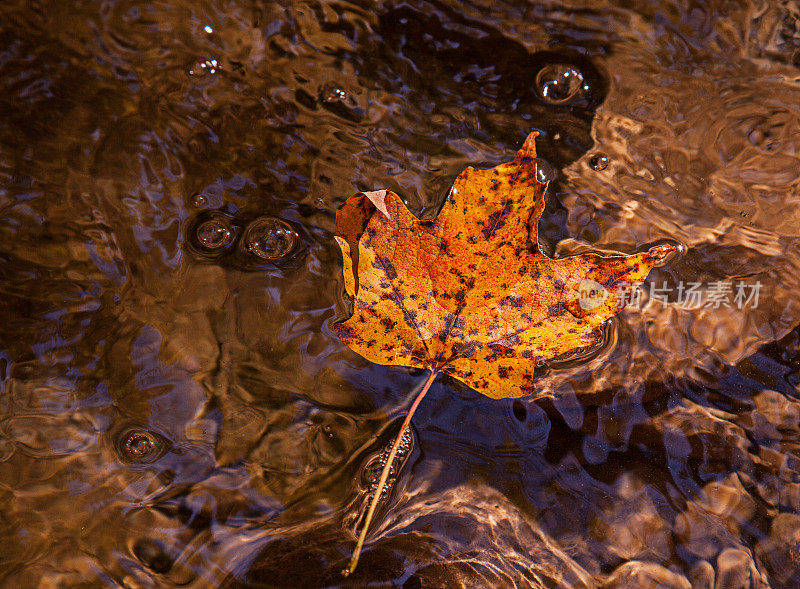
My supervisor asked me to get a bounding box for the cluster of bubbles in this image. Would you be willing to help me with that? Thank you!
[533,63,612,173]
[186,208,299,265]
[361,427,414,503]
[186,61,603,267]
[188,59,220,76]
[319,82,347,104]
[114,427,170,465]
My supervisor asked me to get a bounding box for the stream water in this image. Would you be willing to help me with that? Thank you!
[2,0,800,587]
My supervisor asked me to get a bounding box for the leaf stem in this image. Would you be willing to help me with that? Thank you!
[342,368,439,577]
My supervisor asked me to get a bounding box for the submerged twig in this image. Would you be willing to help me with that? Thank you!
[342,369,439,577]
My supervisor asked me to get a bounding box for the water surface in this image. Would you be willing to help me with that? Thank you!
[1,0,800,587]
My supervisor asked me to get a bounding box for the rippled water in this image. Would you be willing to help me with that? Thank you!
[2,0,800,586]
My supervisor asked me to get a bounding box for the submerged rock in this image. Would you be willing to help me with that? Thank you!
[755,513,800,586]
[688,559,715,589]
[602,561,691,588]
[715,548,769,589]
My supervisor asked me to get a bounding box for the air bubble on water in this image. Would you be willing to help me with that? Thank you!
[204,25,213,34]
[126,432,155,458]
[319,82,346,103]
[535,158,556,183]
[195,217,234,250]
[589,153,609,171]
[114,427,170,465]
[191,193,208,208]
[535,64,587,105]
[243,216,298,261]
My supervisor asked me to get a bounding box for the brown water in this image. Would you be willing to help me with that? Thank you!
[1,0,800,587]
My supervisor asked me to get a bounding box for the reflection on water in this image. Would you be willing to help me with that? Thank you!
[1,0,800,586]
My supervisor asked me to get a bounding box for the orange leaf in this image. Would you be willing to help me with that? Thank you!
[334,133,675,399]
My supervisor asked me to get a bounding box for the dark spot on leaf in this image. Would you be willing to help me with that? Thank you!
[481,208,510,239]
[383,259,398,280]
[501,295,525,308]
[601,266,635,288]
[335,323,356,342]
[488,344,515,358]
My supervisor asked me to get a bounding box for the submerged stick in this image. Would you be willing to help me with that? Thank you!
[342,369,439,577]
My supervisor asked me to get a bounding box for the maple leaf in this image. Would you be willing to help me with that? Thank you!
[335,132,677,576]
[335,132,675,400]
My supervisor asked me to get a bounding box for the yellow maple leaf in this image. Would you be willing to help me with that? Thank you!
[335,132,675,399]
